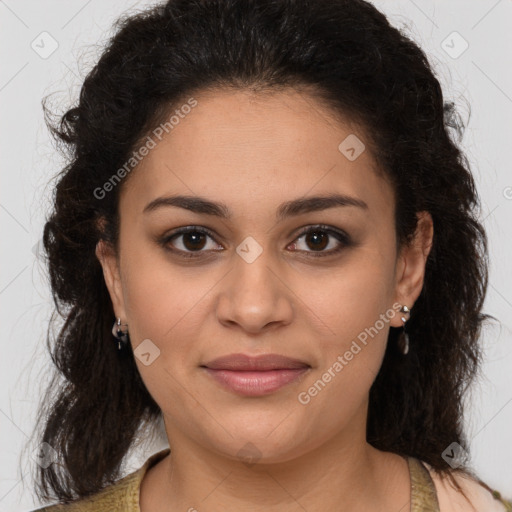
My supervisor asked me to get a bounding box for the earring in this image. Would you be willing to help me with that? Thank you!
[397,305,410,355]
[112,317,129,351]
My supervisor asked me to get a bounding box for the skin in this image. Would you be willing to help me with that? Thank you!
[96,87,434,511]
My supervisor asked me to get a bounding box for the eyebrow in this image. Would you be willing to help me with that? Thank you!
[143,193,368,221]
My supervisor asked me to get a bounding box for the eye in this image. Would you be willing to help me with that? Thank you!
[158,224,352,259]
[159,226,223,258]
[288,225,351,257]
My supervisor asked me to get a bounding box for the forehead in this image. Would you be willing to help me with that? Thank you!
[120,88,394,221]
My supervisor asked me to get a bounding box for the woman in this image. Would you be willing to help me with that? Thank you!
[29,0,511,510]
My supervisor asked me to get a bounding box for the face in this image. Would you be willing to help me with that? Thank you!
[97,87,432,464]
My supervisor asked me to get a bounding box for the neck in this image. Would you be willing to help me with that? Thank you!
[140,414,410,511]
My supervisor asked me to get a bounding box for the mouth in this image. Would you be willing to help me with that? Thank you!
[200,353,311,396]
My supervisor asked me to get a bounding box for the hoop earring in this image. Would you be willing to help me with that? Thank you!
[112,317,129,351]
[397,305,410,355]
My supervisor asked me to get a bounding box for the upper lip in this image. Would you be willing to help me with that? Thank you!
[202,353,310,371]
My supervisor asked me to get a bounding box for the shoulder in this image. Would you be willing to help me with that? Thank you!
[29,470,141,512]
[29,448,171,512]
[423,461,512,512]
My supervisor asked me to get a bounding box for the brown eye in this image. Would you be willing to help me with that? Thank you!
[289,225,351,257]
[159,226,223,258]
[304,230,329,251]
[181,231,208,251]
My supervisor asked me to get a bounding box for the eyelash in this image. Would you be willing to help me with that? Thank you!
[158,224,352,260]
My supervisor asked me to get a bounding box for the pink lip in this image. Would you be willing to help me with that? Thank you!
[201,353,311,396]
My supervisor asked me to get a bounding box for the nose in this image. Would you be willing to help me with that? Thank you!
[215,246,294,334]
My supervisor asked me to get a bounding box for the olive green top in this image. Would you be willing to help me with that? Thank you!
[32,448,512,511]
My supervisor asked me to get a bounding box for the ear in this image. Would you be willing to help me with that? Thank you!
[95,237,127,322]
[390,211,434,327]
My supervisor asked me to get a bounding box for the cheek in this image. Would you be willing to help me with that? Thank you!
[303,247,395,392]
[119,239,202,341]
[295,279,392,433]
[301,246,395,343]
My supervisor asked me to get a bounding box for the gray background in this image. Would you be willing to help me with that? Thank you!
[1,1,511,510]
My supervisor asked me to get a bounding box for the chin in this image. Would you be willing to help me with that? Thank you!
[202,424,312,465]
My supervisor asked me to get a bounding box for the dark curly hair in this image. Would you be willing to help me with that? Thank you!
[30,0,497,505]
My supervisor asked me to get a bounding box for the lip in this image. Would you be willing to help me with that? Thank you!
[200,353,311,396]
[202,353,310,371]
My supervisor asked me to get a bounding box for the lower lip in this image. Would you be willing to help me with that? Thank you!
[202,367,310,396]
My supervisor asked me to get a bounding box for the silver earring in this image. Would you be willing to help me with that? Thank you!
[112,317,129,351]
[397,305,410,355]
